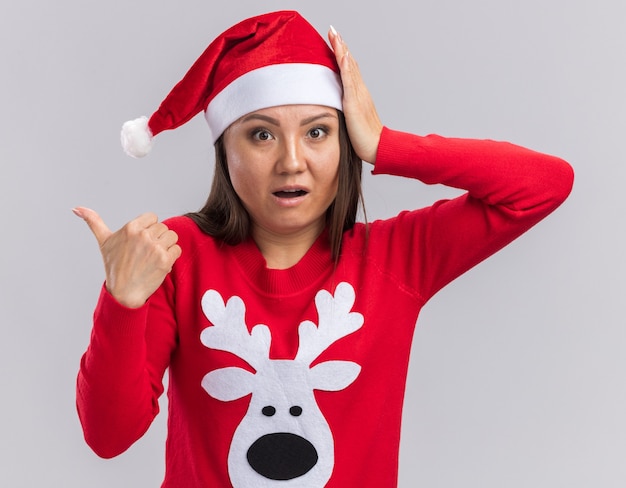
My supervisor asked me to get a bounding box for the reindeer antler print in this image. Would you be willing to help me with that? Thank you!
[200,289,271,372]
[296,282,364,365]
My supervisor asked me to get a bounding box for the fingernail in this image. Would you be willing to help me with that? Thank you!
[72,207,83,218]
[330,24,343,43]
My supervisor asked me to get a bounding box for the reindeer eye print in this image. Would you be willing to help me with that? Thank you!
[289,406,303,417]
[262,406,276,417]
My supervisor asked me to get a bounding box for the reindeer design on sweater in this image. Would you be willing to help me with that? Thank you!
[200,282,363,487]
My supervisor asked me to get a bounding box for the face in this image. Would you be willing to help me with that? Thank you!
[223,105,340,240]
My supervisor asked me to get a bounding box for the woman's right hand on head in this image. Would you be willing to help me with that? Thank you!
[73,207,182,309]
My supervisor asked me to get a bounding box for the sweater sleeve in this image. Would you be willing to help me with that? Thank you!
[368,126,574,302]
[76,273,177,458]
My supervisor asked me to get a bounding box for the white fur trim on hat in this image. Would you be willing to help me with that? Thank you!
[121,116,154,158]
[204,63,343,143]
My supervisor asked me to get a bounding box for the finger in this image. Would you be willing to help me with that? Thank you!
[338,51,359,96]
[73,207,113,246]
[145,221,170,240]
[122,212,160,239]
[327,28,362,100]
[168,244,182,262]
[132,212,159,230]
[328,26,345,58]
[157,229,179,249]
[328,26,350,76]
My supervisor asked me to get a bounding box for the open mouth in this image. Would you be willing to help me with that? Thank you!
[273,189,308,198]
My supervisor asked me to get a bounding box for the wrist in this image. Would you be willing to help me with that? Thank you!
[105,282,148,309]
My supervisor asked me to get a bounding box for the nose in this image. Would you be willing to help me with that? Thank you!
[246,432,318,480]
[276,138,306,174]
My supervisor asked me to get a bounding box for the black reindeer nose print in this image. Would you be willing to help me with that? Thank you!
[247,432,318,480]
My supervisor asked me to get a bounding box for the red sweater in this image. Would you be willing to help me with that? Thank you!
[77,127,573,487]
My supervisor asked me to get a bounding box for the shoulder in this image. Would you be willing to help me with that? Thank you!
[347,209,431,237]
[342,210,426,247]
[163,215,222,256]
[163,215,200,235]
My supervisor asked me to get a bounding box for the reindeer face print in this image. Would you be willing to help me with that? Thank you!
[200,282,363,487]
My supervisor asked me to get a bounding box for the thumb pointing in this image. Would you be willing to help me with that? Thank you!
[72,207,113,246]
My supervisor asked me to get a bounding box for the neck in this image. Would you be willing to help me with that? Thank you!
[252,223,326,270]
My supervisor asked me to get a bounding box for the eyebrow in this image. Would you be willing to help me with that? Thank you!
[239,111,337,126]
[299,112,338,126]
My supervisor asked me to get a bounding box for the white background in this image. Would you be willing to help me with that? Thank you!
[1,0,624,486]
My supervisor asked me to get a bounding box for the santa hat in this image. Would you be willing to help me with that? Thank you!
[121,10,343,158]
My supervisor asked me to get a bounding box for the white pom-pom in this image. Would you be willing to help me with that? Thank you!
[120,116,153,158]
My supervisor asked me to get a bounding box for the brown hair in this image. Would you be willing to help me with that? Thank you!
[186,110,365,260]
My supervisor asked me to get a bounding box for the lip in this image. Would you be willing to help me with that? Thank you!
[271,184,311,193]
[271,185,310,207]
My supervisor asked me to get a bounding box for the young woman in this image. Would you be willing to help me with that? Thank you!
[74,10,574,488]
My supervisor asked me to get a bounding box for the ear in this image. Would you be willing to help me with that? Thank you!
[310,360,361,392]
[201,367,256,401]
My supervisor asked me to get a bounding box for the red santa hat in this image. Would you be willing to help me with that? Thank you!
[121,10,343,158]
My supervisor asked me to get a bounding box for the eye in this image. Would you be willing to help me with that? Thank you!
[252,129,274,141]
[289,406,303,417]
[307,126,328,139]
[262,406,276,417]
